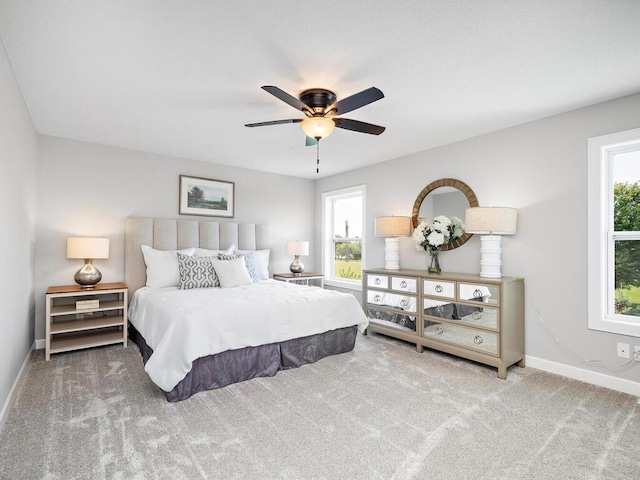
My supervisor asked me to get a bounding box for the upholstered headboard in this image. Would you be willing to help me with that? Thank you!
[124,217,272,296]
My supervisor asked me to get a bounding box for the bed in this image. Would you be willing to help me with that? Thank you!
[125,217,368,401]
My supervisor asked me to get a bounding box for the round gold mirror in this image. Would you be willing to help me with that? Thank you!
[411,178,479,251]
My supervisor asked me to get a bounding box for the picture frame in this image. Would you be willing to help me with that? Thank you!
[179,175,235,218]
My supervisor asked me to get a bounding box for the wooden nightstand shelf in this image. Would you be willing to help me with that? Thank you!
[45,282,128,360]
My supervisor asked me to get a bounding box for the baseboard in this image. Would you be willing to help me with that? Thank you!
[35,338,45,350]
[525,354,640,398]
[0,342,34,433]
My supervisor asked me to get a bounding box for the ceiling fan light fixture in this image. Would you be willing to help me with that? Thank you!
[301,116,335,140]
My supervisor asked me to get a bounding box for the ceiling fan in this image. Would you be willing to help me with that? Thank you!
[245,85,385,173]
[245,85,386,145]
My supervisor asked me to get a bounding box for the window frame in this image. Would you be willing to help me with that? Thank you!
[587,127,640,337]
[321,185,366,290]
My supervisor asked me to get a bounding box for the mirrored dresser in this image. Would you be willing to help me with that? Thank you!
[362,268,524,379]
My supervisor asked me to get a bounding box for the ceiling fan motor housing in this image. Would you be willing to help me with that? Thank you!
[299,89,337,115]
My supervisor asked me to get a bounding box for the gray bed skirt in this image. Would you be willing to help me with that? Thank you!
[129,324,358,402]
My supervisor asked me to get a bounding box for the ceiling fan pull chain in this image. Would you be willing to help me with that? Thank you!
[316,138,320,174]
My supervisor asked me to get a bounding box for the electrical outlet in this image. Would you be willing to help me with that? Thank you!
[617,342,630,359]
[634,346,640,362]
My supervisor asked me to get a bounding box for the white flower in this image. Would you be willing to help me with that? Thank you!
[427,231,445,247]
[450,216,465,238]
[433,215,452,227]
[412,215,466,252]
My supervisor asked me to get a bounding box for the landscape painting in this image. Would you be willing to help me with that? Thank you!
[179,175,235,217]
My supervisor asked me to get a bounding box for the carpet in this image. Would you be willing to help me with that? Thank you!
[0,333,638,479]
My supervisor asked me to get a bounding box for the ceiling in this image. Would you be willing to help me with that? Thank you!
[1,1,639,179]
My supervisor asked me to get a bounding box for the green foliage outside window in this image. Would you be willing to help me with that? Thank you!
[614,182,640,316]
[333,237,362,280]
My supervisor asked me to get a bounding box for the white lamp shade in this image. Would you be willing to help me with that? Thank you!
[464,207,518,235]
[301,117,335,139]
[67,237,110,259]
[375,216,411,236]
[286,241,309,256]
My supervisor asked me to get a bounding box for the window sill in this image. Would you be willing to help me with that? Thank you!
[589,316,640,338]
[324,279,362,291]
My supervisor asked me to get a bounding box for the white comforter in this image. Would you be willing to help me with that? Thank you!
[129,280,368,391]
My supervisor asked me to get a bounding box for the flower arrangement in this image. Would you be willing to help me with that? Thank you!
[413,215,465,254]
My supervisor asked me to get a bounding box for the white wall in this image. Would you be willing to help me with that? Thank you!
[35,136,315,340]
[0,42,37,424]
[4,49,638,405]
[315,92,640,389]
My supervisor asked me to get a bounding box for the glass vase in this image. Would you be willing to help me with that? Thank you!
[428,250,441,274]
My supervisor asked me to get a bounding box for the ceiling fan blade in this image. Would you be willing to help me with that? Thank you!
[262,86,312,115]
[334,118,385,135]
[245,119,303,127]
[326,87,384,115]
[305,135,318,147]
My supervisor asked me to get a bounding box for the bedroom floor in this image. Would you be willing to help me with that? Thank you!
[1,334,638,480]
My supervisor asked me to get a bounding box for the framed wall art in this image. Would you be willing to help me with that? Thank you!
[179,175,235,218]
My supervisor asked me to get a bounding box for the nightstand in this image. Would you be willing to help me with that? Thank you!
[273,272,324,288]
[45,282,128,361]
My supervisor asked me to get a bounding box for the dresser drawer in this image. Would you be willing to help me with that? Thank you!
[422,299,456,320]
[367,306,417,332]
[422,279,455,299]
[367,291,417,313]
[391,276,417,293]
[458,283,499,306]
[367,274,389,289]
[422,320,499,356]
[422,299,499,330]
[456,305,498,330]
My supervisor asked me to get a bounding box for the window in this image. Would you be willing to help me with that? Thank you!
[588,128,640,337]
[322,185,365,288]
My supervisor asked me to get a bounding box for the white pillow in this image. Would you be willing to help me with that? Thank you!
[236,249,270,280]
[141,245,195,288]
[210,256,253,288]
[194,245,235,257]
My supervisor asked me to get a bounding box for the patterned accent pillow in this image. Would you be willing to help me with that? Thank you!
[236,249,270,280]
[177,253,217,289]
[217,252,259,282]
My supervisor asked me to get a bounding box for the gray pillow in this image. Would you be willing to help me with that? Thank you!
[177,253,217,289]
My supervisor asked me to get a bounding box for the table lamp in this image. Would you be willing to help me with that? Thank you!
[67,237,110,287]
[375,216,411,270]
[286,241,309,274]
[464,207,517,278]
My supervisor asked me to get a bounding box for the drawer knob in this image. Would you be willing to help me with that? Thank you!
[473,335,483,345]
[435,285,443,293]
[435,326,444,335]
[472,311,482,320]
[374,278,381,285]
[400,299,408,308]
[400,280,407,288]
[436,305,444,313]
[374,295,381,303]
